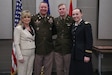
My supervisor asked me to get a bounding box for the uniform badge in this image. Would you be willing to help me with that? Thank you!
[36,27,39,31]
[48,18,53,24]
[35,20,40,24]
[36,20,38,23]
[66,23,71,26]
[47,16,50,19]
[39,17,41,20]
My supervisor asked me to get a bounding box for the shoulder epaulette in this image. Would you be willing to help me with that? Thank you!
[85,21,90,24]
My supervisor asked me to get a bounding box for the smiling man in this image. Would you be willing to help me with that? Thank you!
[30,1,56,75]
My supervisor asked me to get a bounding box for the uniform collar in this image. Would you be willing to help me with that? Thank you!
[75,19,82,26]
[39,13,48,18]
[59,15,71,21]
[59,14,67,20]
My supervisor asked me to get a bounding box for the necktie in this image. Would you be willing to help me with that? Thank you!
[61,18,65,23]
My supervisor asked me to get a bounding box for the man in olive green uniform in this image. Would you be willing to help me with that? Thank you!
[54,4,73,75]
[30,2,56,75]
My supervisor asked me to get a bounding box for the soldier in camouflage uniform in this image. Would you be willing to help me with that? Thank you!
[54,4,73,75]
[30,1,56,75]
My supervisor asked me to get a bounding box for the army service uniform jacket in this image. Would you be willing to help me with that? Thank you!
[69,20,93,75]
[54,15,73,55]
[31,13,56,55]
[71,20,93,60]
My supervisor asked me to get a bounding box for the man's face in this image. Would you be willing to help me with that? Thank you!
[39,3,48,15]
[72,9,82,22]
[58,5,67,17]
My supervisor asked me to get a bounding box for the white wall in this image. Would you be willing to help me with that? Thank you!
[98,0,112,39]
[0,0,12,39]
[36,0,77,17]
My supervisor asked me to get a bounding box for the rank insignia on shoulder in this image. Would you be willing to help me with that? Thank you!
[85,21,90,24]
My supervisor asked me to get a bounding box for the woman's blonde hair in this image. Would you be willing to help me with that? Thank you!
[18,10,31,25]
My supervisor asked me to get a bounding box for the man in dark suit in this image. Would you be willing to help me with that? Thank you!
[30,1,56,75]
[69,8,93,75]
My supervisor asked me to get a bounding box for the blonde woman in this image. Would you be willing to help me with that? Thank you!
[14,10,35,75]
